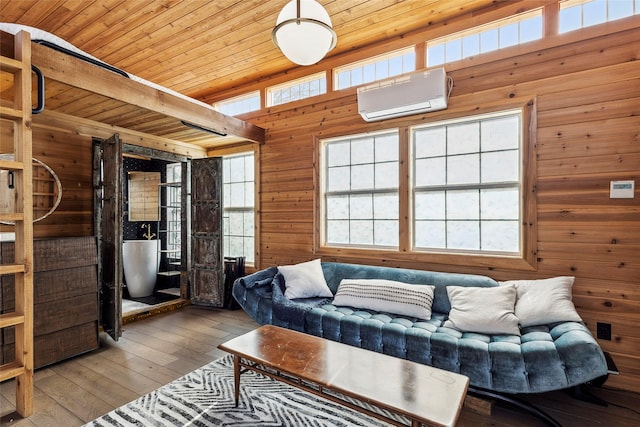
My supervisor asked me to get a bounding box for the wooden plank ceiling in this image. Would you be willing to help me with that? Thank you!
[1,0,502,149]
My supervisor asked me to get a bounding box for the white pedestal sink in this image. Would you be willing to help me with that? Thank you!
[123,240,159,298]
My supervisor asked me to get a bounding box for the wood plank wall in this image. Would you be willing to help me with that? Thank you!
[233,25,640,392]
[0,125,94,238]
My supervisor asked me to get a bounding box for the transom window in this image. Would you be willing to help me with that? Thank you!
[412,111,521,253]
[223,153,255,264]
[559,0,639,33]
[267,72,327,107]
[214,91,260,116]
[334,47,416,90]
[322,131,399,247]
[427,10,542,66]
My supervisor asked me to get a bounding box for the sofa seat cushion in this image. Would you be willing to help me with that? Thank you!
[304,303,608,394]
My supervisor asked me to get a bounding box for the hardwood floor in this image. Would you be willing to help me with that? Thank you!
[1,306,638,426]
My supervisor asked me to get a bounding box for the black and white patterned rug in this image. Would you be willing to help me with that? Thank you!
[85,354,405,426]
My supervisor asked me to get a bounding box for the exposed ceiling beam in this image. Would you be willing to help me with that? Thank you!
[30,42,265,145]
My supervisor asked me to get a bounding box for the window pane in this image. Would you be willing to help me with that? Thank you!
[428,44,445,67]
[351,220,373,245]
[499,22,519,48]
[445,39,462,62]
[448,221,480,250]
[560,6,582,33]
[374,220,398,246]
[351,137,374,164]
[609,0,634,19]
[415,127,446,157]
[447,190,479,220]
[584,0,607,27]
[448,122,479,154]
[481,115,520,151]
[327,220,349,244]
[350,194,373,219]
[520,16,542,43]
[447,154,479,185]
[375,162,398,189]
[327,195,349,219]
[482,151,519,183]
[415,220,445,248]
[415,191,445,220]
[480,29,499,53]
[374,193,398,219]
[351,164,374,190]
[327,166,350,191]
[481,188,519,220]
[415,157,446,187]
[327,141,350,167]
[482,221,519,252]
[462,34,480,58]
[375,134,399,161]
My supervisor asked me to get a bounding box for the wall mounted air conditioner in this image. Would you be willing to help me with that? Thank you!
[357,68,450,122]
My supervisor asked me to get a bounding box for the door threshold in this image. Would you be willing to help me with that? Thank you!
[123,298,191,324]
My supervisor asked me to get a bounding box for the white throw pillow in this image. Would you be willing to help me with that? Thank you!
[278,259,333,299]
[333,279,435,320]
[499,276,582,327]
[443,285,520,335]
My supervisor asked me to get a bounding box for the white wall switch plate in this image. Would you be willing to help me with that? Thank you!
[610,180,635,198]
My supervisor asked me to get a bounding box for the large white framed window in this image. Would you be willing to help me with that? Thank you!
[321,131,399,248]
[223,153,255,264]
[412,111,522,254]
[559,0,639,33]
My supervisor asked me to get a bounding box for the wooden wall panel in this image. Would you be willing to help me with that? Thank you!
[242,27,640,392]
[0,124,94,238]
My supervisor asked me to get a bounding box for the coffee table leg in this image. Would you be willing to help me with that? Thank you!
[233,355,241,407]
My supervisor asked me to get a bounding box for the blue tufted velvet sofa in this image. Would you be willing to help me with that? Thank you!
[232,262,609,396]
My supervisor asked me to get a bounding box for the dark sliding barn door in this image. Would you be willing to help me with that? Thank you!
[190,157,224,307]
[95,134,123,340]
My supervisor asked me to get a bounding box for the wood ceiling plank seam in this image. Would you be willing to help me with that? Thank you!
[114,0,270,73]
[87,104,157,124]
[2,0,67,27]
[82,0,208,63]
[0,0,38,19]
[64,0,157,49]
[54,0,127,45]
[27,0,97,35]
[96,0,248,66]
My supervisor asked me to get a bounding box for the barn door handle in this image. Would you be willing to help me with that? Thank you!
[31,65,45,114]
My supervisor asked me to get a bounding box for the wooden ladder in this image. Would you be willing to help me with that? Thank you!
[0,30,34,417]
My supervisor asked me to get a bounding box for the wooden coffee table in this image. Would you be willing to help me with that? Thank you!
[218,325,469,427]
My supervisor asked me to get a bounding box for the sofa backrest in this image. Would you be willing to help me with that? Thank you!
[321,262,498,314]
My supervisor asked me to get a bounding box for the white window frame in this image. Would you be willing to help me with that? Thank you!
[223,152,256,265]
[214,91,261,116]
[559,0,639,33]
[426,9,543,67]
[319,130,400,249]
[333,47,416,90]
[411,110,522,255]
[267,72,327,107]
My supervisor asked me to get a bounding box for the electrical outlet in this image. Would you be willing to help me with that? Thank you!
[597,322,611,340]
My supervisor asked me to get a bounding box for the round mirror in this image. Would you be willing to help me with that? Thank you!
[0,154,63,224]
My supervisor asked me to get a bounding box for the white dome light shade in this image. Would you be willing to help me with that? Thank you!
[272,0,337,66]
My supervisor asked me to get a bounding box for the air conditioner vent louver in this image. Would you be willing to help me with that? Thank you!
[357,68,449,122]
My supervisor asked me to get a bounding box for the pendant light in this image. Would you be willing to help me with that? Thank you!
[272,0,337,66]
